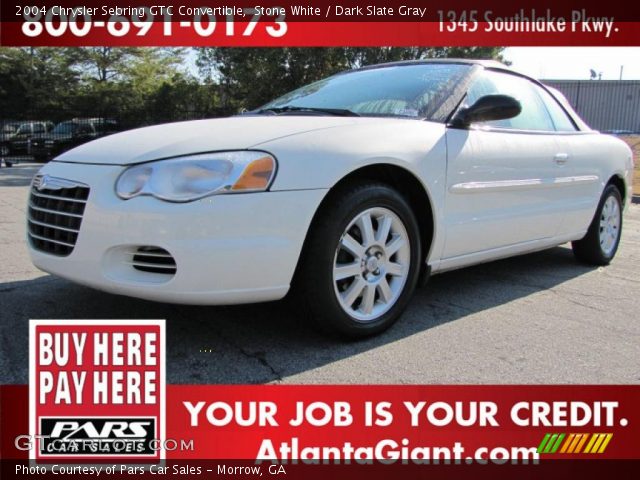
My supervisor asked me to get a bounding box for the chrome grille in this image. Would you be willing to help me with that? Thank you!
[129,247,177,275]
[28,175,89,256]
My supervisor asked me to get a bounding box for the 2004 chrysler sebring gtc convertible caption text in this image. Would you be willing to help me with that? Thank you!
[27,60,633,338]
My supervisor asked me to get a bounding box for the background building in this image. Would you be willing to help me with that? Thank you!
[544,80,640,133]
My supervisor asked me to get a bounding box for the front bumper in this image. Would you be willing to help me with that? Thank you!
[28,161,327,305]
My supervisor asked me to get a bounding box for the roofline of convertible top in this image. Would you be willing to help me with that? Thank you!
[341,58,531,79]
[343,58,556,91]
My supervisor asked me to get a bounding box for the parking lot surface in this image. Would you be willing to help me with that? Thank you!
[1,163,639,384]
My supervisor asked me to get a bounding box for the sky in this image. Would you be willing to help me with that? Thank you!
[503,47,640,80]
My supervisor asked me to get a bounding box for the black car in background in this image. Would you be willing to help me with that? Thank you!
[0,122,21,157]
[1,122,21,135]
[1,121,54,156]
[0,122,20,166]
[30,118,118,162]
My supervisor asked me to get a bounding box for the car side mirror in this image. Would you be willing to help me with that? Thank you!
[450,94,522,128]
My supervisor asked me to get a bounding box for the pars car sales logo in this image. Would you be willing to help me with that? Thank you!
[29,320,165,461]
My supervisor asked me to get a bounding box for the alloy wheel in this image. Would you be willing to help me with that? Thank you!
[332,207,411,322]
[599,195,621,256]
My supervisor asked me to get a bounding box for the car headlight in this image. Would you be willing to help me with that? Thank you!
[115,151,277,202]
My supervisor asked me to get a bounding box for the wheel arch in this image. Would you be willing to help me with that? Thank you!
[606,174,627,204]
[291,163,436,287]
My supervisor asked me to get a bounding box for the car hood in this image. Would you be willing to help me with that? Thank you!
[54,116,361,165]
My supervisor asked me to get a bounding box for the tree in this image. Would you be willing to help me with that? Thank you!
[125,48,188,95]
[0,47,79,115]
[196,48,350,112]
[0,47,194,126]
[54,48,192,125]
[148,75,221,124]
[195,47,505,112]
[0,46,506,127]
[63,47,144,83]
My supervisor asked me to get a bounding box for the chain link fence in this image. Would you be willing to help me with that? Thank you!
[1,106,228,167]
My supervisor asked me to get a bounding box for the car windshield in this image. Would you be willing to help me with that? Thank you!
[260,63,472,120]
[52,122,77,134]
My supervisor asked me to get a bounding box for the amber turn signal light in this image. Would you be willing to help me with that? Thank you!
[232,156,276,191]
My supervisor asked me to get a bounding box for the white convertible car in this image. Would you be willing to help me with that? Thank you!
[28,60,633,337]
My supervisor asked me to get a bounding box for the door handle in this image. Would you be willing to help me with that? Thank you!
[554,153,569,165]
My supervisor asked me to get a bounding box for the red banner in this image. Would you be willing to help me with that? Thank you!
[2,1,640,46]
[2,21,640,46]
[3,384,640,462]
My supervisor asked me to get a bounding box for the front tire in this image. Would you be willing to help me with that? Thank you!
[572,184,623,265]
[296,181,422,338]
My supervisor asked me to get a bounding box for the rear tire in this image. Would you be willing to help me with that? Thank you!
[572,184,623,265]
[296,181,421,339]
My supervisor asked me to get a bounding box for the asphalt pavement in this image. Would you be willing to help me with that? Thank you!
[1,163,639,384]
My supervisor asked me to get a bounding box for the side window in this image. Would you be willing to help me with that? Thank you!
[17,124,31,135]
[465,71,554,132]
[537,87,578,132]
[77,123,92,134]
[33,124,44,133]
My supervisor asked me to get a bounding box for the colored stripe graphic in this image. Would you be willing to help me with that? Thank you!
[539,433,613,454]
[574,433,589,453]
[597,434,613,453]
[559,433,575,453]
[537,433,565,454]
[584,434,599,453]
[537,433,551,454]
[589,434,606,453]
[569,433,586,453]
[544,434,559,453]
[550,433,565,453]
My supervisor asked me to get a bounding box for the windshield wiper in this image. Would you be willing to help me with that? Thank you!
[255,106,360,117]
